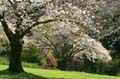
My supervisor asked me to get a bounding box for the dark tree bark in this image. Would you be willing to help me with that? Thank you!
[8,39,24,73]
[0,15,24,73]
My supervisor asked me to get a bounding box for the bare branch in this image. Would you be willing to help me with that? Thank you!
[20,19,56,38]
[8,0,14,5]
[45,34,60,58]
[2,11,5,18]
[32,19,56,27]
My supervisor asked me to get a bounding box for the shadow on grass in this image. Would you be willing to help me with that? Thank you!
[0,70,64,79]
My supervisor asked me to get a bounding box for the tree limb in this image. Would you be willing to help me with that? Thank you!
[8,0,14,5]
[8,0,17,10]
[0,15,14,42]
[44,34,60,58]
[20,19,56,38]
[32,19,56,27]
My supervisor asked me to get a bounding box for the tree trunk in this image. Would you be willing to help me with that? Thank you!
[8,40,24,73]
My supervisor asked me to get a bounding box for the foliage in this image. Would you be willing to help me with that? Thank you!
[55,50,119,76]
[108,50,120,75]
[22,62,40,68]
[22,44,46,64]
[100,32,120,50]
[110,50,120,59]
[31,24,112,70]
[68,58,120,76]
[0,37,9,56]
[0,0,120,73]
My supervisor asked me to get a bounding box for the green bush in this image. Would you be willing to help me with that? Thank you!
[22,62,40,68]
[106,59,120,75]
[57,57,120,76]
[53,49,120,75]
[22,44,46,66]
[0,37,9,56]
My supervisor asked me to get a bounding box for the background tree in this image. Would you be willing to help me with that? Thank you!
[26,0,119,70]
[29,22,111,70]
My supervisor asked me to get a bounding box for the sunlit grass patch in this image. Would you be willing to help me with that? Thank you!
[0,65,120,79]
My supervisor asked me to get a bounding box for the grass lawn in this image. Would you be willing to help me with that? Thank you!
[0,65,120,79]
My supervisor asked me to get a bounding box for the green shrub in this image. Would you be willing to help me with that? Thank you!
[58,57,120,76]
[106,59,120,75]
[0,37,9,56]
[22,62,40,68]
[22,44,46,66]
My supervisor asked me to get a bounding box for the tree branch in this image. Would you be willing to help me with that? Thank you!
[32,19,56,27]
[0,15,14,42]
[44,34,60,58]
[8,0,14,5]
[8,0,17,10]
[20,19,56,38]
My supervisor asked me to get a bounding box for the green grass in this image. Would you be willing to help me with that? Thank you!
[0,57,9,65]
[0,65,120,79]
[116,73,120,77]
[0,57,40,68]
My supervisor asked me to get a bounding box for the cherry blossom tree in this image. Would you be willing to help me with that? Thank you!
[0,0,55,72]
[29,0,118,69]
